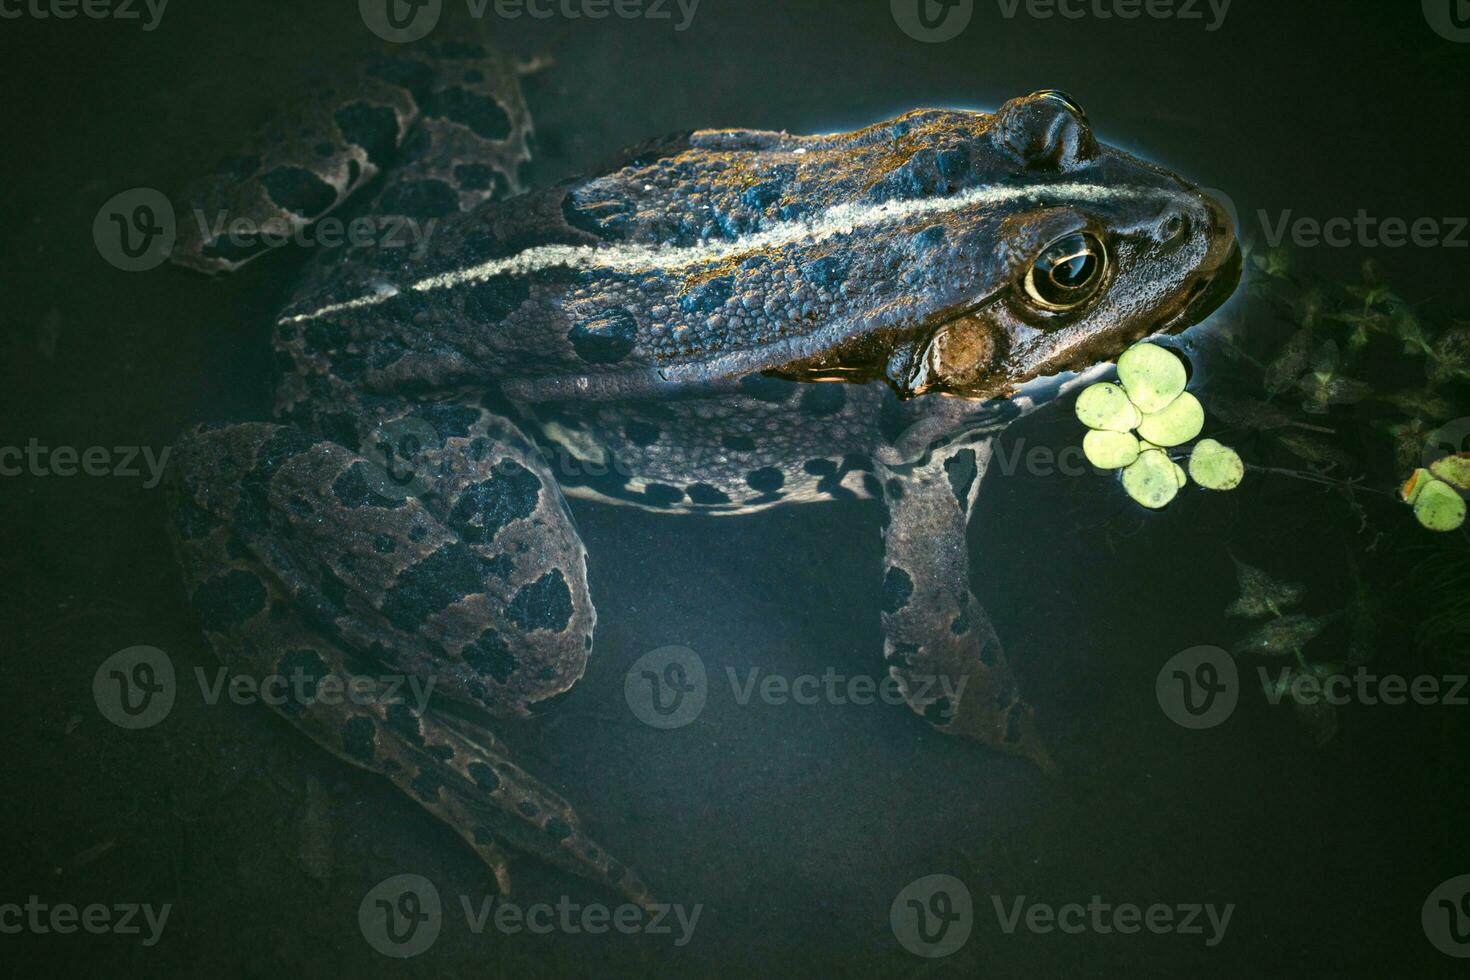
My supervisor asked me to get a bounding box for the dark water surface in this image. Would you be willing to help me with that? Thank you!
[4,2,1470,976]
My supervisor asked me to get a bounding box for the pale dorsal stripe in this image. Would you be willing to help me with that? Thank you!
[281,182,1182,325]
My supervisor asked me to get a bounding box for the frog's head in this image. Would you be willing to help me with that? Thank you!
[774,91,1241,401]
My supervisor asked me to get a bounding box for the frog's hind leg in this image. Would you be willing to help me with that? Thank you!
[877,434,1055,771]
[171,41,533,274]
[167,418,653,905]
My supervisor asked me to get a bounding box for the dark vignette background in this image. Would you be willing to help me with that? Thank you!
[2,1,1469,976]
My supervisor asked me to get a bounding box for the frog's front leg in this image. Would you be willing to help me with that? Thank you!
[167,408,653,904]
[877,434,1054,770]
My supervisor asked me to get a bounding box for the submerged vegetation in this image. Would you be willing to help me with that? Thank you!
[1077,248,1470,745]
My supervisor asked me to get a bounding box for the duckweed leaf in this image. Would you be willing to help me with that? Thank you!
[1075,382,1140,432]
[1120,449,1180,509]
[1117,344,1187,414]
[1226,557,1302,619]
[1429,453,1470,491]
[1400,467,1434,505]
[1411,478,1467,532]
[1137,391,1205,446]
[1189,439,1245,490]
[1082,429,1140,470]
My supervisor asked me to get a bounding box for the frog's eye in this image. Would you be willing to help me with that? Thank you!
[1024,232,1108,312]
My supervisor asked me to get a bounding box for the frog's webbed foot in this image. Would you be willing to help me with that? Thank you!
[167,415,654,905]
[878,436,1055,771]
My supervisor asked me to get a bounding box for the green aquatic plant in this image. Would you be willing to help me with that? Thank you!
[1207,252,1470,536]
[1400,463,1467,532]
[1074,343,1243,509]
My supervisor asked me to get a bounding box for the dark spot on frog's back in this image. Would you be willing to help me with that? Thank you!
[447,459,541,545]
[334,102,399,169]
[912,224,946,251]
[464,274,531,322]
[420,86,512,140]
[686,483,730,505]
[746,467,784,494]
[678,276,733,314]
[468,761,501,791]
[882,566,913,614]
[643,483,684,508]
[945,448,977,505]
[380,543,513,632]
[453,163,497,193]
[333,462,404,509]
[569,307,638,363]
[260,166,337,219]
[506,570,573,633]
[420,402,479,440]
[801,255,849,289]
[463,628,518,684]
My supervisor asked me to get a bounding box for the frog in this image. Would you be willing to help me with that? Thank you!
[165,42,1240,906]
